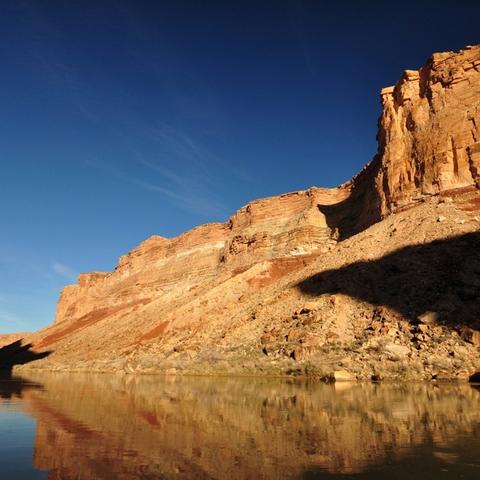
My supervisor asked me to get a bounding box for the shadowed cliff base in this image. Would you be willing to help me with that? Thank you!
[318,157,383,241]
[0,340,51,375]
[298,231,480,330]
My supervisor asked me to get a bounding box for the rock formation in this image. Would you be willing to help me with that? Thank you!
[51,187,344,331]
[4,45,480,380]
[376,46,480,211]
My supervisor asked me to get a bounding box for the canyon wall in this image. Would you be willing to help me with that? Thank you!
[52,187,347,328]
[324,44,480,238]
[375,45,480,213]
[52,45,480,329]
[6,45,480,379]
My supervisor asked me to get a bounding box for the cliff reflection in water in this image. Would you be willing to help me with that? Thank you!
[15,373,480,479]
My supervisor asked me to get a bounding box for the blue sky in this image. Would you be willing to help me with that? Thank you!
[1,0,479,333]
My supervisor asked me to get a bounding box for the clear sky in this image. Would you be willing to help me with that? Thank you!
[1,0,479,333]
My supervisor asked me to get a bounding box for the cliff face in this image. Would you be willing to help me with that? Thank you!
[7,45,480,380]
[374,45,480,214]
[51,45,480,332]
[52,187,346,329]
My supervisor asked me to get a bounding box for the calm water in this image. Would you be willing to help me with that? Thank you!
[0,373,479,479]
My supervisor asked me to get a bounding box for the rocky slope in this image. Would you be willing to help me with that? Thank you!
[2,45,480,380]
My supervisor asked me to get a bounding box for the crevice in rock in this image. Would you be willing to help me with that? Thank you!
[451,136,459,177]
[469,116,478,142]
[467,144,480,186]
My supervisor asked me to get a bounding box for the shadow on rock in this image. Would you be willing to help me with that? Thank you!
[297,231,480,329]
[0,340,51,376]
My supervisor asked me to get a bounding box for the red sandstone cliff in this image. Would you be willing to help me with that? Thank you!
[52,187,344,330]
[5,45,480,380]
[376,46,480,210]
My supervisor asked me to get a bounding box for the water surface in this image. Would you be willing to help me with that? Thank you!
[1,372,479,479]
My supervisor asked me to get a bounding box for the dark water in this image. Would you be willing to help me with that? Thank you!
[0,373,479,479]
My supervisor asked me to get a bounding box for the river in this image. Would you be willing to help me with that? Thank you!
[1,373,479,479]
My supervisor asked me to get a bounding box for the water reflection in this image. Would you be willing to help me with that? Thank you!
[0,373,43,401]
[2,373,480,479]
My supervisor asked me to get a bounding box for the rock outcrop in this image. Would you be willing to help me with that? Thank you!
[0,333,25,348]
[326,44,480,238]
[52,187,345,330]
[5,45,480,380]
[375,46,480,212]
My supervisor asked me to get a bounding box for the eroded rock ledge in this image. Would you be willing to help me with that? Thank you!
[3,45,480,380]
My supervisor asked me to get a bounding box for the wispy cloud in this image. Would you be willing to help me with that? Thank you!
[141,124,214,175]
[132,126,232,217]
[0,249,56,282]
[289,3,318,76]
[133,177,227,217]
[84,119,236,218]
[140,123,252,182]
[0,311,29,329]
[0,311,19,324]
[86,156,228,218]
[16,3,251,219]
[51,262,77,282]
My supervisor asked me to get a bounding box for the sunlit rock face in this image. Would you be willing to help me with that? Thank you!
[374,45,480,213]
[8,46,480,379]
[50,188,343,331]
[322,44,480,238]
[0,333,24,349]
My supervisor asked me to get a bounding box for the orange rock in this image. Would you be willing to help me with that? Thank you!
[6,45,480,379]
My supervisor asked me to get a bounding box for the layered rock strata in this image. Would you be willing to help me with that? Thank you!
[376,45,480,212]
[4,45,480,380]
[52,187,345,330]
